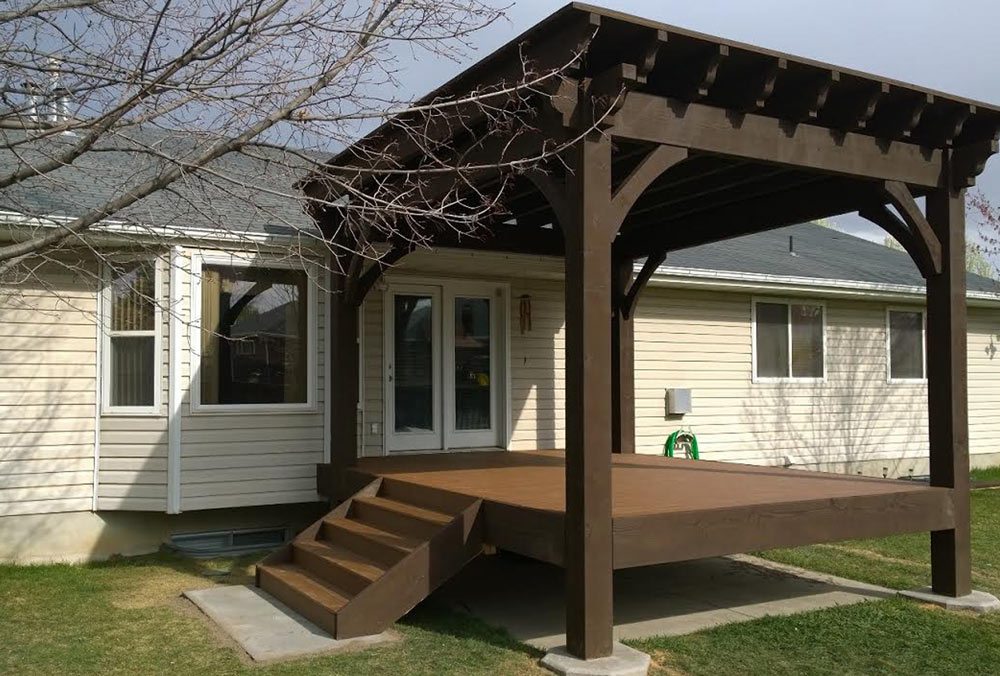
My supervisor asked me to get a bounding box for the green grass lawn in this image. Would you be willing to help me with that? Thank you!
[4,490,1000,676]
[633,488,1000,675]
[0,553,544,676]
[972,465,1000,483]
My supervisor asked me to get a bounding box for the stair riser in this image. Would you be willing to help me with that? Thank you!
[322,520,408,566]
[258,567,338,636]
[351,500,443,539]
[292,544,370,595]
[380,479,474,516]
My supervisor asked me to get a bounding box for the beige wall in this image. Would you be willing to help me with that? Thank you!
[176,247,324,510]
[0,262,98,517]
[0,502,324,564]
[0,247,327,525]
[98,257,170,511]
[360,252,1000,476]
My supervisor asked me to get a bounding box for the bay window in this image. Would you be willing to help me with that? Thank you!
[197,263,311,408]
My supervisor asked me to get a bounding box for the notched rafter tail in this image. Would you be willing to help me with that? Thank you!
[743,57,787,113]
[635,28,669,84]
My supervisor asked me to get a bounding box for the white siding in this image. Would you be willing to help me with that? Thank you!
[98,257,170,511]
[360,251,566,456]
[358,251,1000,473]
[0,264,97,516]
[969,307,1000,457]
[633,290,930,468]
[177,248,324,510]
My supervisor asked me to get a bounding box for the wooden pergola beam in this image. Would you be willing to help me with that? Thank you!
[615,178,861,259]
[606,89,945,186]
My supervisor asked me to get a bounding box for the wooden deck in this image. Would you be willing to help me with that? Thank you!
[351,451,955,569]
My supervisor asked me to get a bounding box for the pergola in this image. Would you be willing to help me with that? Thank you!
[305,3,1000,661]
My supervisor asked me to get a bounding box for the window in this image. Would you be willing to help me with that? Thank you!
[198,264,310,407]
[105,261,159,411]
[754,301,825,380]
[888,309,925,381]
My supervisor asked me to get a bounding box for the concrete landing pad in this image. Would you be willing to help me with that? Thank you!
[184,585,396,662]
[438,554,892,649]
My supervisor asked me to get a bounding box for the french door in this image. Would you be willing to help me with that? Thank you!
[384,281,503,453]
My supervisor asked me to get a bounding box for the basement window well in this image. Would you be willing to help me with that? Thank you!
[166,526,289,558]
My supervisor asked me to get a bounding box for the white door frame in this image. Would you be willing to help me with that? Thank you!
[382,276,510,454]
[444,281,501,449]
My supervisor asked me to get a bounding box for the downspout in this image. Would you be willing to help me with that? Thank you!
[166,246,183,514]
[92,267,103,511]
[323,268,332,464]
[358,302,365,459]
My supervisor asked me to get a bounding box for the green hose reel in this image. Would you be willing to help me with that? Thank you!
[664,429,699,460]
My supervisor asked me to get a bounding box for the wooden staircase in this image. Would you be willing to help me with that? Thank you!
[256,477,483,638]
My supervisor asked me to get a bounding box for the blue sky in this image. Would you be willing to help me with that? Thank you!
[402,0,1000,244]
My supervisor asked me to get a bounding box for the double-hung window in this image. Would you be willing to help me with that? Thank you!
[887,309,925,381]
[195,261,312,409]
[753,300,825,381]
[104,260,160,412]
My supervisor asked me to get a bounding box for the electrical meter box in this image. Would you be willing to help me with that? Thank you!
[666,388,692,415]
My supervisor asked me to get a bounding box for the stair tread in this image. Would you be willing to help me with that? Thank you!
[261,563,351,612]
[356,496,453,525]
[294,539,386,581]
[327,516,424,551]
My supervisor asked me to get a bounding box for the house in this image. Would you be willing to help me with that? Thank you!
[5,160,998,563]
[3,3,1000,668]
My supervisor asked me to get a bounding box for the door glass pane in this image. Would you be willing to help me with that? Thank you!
[454,297,491,431]
[394,295,434,432]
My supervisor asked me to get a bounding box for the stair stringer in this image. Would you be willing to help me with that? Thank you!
[334,491,484,638]
[254,477,382,589]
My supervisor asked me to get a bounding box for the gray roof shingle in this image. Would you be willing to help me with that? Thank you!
[667,223,999,295]
[2,128,995,295]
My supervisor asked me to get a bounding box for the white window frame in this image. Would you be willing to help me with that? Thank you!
[886,306,927,383]
[751,297,827,384]
[101,257,163,415]
[190,252,318,414]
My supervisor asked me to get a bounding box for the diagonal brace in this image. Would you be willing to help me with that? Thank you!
[883,180,942,276]
[620,249,666,320]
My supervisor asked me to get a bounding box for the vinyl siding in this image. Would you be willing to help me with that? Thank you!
[360,250,566,456]
[177,248,324,510]
[0,264,97,516]
[969,307,1000,457]
[98,257,170,511]
[359,251,1000,472]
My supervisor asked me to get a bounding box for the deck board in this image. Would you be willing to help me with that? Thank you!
[351,451,954,569]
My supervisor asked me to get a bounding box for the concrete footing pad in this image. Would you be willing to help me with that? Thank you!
[184,585,396,662]
[541,643,650,676]
[900,587,1000,613]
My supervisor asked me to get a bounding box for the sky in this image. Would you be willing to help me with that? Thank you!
[399,0,1000,246]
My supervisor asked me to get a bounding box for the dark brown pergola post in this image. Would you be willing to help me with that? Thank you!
[611,257,636,455]
[329,278,361,483]
[564,133,615,660]
[926,177,972,597]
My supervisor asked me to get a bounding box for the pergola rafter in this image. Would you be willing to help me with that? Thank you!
[305,3,1000,663]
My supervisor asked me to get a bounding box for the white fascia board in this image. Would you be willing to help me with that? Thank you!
[647,265,1000,308]
[0,209,324,250]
